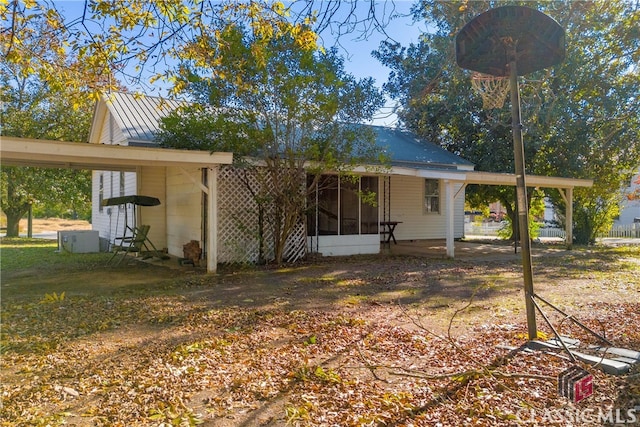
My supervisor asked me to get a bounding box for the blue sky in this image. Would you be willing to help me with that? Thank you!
[317,1,425,125]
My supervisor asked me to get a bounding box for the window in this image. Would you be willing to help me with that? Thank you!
[340,178,359,235]
[99,174,104,213]
[360,176,379,234]
[307,175,378,236]
[424,179,440,214]
[315,175,339,235]
[119,171,125,196]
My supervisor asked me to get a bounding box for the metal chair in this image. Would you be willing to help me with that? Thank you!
[108,224,152,265]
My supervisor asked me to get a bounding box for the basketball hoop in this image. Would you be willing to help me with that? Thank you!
[471,72,510,109]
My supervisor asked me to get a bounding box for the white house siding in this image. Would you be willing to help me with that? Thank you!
[138,166,167,250]
[165,166,203,258]
[307,235,380,256]
[92,170,138,246]
[98,114,128,146]
[616,168,640,225]
[91,170,110,242]
[91,107,138,246]
[384,175,465,241]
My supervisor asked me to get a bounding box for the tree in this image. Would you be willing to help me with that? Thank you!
[0,15,105,236]
[1,1,407,100]
[374,0,640,244]
[156,24,384,264]
[0,0,399,242]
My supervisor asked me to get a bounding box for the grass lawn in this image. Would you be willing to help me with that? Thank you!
[1,237,639,426]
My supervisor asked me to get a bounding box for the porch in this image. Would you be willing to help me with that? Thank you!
[381,238,568,261]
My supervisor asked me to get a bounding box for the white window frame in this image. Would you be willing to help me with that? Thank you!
[423,178,441,214]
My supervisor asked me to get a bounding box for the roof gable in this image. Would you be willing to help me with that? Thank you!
[91,92,184,145]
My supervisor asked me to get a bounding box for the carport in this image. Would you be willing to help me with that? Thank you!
[377,166,593,258]
[447,171,593,256]
[0,136,233,272]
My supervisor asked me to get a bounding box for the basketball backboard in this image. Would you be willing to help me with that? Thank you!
[456,5,565,77]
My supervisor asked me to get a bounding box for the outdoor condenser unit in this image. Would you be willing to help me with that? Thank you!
[57,230,100,253]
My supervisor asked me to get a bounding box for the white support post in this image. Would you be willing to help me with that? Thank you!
[445,180,455,258]
[207,166,218,273]
[558,188,573,249]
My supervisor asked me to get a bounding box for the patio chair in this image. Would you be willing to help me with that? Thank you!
[108,224,152,265]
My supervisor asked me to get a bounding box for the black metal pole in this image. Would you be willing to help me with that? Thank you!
[508,53,537,341]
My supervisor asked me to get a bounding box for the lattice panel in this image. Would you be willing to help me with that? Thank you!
[217,166,266,263]
[283,221,306,263]
[217,166,306,264]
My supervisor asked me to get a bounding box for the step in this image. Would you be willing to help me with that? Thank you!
[528,340,630,375]
[588,346,640,363]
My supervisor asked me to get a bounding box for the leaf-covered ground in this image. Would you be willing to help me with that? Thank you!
[1,239,639,426]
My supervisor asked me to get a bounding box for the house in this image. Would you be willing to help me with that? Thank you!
[1,92,593,272]
[88,92,475,265]
[616,167,640,226]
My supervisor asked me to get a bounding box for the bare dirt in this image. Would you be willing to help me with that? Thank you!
[17,217,92,233]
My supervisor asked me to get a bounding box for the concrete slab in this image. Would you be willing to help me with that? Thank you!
[528,340,631,375]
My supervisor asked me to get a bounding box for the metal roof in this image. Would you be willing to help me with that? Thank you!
[372,126,475,169]
[101,94,473,169]
[103,92,184,144]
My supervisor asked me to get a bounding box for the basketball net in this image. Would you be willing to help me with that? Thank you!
[471,72,510,109]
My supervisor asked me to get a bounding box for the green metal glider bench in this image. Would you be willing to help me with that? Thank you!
[108,224,165,265]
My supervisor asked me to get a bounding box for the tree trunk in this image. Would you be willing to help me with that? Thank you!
[503,199,517,242]
[5,210,24,237]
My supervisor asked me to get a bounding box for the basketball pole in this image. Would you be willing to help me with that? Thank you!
[507,43,538,341]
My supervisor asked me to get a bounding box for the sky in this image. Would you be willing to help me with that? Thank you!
[53,1,425,126]
[311,1,426,125]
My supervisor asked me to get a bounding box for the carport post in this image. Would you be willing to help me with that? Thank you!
[207,166,218,273]
[445,180,455,258]
[565,188,573,249]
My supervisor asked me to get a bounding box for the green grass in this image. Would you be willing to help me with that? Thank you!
[0,238,179,305]
[0,238,109,272]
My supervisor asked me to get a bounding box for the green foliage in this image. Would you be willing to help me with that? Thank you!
[375,0,640,238]
[293,364,342,384]
[1,1,320,101]
[573,186,621,245]
[158,25,384,166]
[39,291,66,304]
[285,401,314,425]
[158,25,384,265]
[0,14,101,234]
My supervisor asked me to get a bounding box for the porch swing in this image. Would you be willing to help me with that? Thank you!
[102,195,168,264]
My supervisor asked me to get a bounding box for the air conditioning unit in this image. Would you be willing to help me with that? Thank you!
[58,230,100,253]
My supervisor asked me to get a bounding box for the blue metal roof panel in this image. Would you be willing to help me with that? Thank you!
[372,126,474,168]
